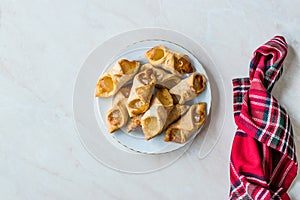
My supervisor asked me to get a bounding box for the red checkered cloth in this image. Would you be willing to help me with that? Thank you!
[229,36,298,199]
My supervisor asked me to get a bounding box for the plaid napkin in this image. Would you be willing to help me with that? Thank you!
[229,36,298,199]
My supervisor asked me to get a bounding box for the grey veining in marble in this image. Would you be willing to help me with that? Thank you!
[1,0,300,199]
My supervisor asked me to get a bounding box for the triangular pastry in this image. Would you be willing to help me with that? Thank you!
[95,59,140,97]
[141,97,168,140]
[145,46,194,75]
[127,68,156,117]
[169,73,206,104]
[141,64,181,89]
[106,86,131,133]
[164,103,206,143]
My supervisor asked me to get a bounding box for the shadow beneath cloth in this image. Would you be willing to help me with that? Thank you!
[272,44,300,189]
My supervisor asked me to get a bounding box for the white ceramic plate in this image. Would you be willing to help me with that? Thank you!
[73,28,224,173]
[95,40,211,154]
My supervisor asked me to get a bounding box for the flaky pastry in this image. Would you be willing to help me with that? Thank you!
[169,73,206,104]
[141,64,181,89]
[95,59,140,97]
[127,69,156,117]
[106,86,131,133]
[145,46,194,75]
[141,97,168,140]
[164,103,206,143]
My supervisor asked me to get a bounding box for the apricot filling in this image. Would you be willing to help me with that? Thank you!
[193,74,204,93]
[146,47,165,61]
[174,56,193,74]
[192,104,206,124]
[128,99,145,110]
[107,110,122,126]
[165,128,181,142]
[97,76,114,93]
[144,117,158,129]
[119,59,138,75]
[156,89,173,107]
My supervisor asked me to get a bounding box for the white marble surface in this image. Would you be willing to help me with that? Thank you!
[1,0,300,199]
